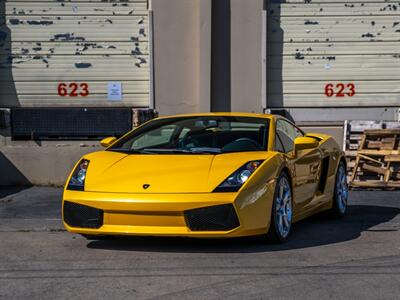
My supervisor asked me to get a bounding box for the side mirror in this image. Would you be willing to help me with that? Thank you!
[100,137,117,148]
[294,137,319,152]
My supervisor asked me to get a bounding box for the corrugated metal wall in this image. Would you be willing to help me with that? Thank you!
[268,0,400,108]
[0,0,150,108]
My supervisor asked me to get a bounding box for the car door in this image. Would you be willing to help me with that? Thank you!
[275,119,322,211]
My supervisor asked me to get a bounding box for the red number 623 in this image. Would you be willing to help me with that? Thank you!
[325,83,355,97]
[58,83,89,97]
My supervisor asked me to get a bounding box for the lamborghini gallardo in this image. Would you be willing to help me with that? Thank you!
[62,113,348,243]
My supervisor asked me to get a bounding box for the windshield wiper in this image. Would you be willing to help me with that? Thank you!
[111,148,221,154]
[138,148,221,154]
[139,148,192,154]
[188,147,221,154]
[108,148,149,154]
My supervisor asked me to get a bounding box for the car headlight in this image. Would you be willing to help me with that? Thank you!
[213,160,264,192]
[67,159,90,191]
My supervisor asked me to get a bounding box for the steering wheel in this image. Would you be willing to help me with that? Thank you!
[236,138,262,149]
[222,138,262,152]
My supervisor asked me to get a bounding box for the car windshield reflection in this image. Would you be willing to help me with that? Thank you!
[108,116,270,155]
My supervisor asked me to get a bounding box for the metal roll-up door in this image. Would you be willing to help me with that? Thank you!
[0,0,150,108]
[267,0,400,108]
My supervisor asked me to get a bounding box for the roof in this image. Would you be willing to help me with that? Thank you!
[155,112,276,120]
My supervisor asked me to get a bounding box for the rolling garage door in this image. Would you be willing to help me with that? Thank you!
[267,0,400,108]
[0,0,150,108]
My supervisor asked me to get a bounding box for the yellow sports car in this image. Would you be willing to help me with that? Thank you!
[62,113,348,243]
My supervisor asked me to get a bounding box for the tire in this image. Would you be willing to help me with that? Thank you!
[329,161,349,218]
[265,172,293,243]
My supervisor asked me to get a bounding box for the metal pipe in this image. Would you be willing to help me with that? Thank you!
[261,0,268,112]
[148,0,155,110]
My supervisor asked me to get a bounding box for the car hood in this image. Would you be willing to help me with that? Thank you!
[83,150,273,193]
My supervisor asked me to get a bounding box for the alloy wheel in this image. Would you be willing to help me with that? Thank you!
[275,176,292,238]
[336,164,348,214]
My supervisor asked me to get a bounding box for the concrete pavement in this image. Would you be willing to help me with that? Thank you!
[0,187,400,299]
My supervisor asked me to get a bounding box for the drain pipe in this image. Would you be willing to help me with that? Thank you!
[148,0,156,110]
[261,0,268,113]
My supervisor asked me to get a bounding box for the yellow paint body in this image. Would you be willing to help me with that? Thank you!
[63,113,345,238]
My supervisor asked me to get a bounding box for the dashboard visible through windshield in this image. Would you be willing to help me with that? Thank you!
[109,116,270,154]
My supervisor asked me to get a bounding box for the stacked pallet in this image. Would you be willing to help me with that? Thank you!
[343,120,400,179]
[349,129,400,189]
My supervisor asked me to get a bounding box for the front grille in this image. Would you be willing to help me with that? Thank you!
[184,204,240,231]
[63,201,103,229]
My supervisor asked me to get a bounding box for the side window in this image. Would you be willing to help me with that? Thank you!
[275,134,285,153]
[276,120,303,153]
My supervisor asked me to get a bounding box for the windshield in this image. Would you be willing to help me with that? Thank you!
[109,116,270,154]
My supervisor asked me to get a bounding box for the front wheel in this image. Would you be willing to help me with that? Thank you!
[265,172,293,243]
[329,161,349,218]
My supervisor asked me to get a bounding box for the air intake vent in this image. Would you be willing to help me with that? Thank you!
[318,156,330,194]
[63,201,103,229]
[184,204,240,231]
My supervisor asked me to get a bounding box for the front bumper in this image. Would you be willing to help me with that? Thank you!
[62,185,274,238]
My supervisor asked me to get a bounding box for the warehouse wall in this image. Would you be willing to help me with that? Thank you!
[0,141,101,186]
[152,0,211,115]
[230,0,264,113]
[153,0,265,115]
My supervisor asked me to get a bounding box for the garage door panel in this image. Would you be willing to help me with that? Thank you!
[270,2,400,16]
[0,55,149,81]
[5,0,146,2]
[269,42,399,56]
[271,16,399,42]
[268,69,400,81]
[268,81,400,95]
[269,54,400,69]
[269,93,400,108]
[0,42,149,56]
[0,54,149,66]
[2,16,148,42]
[1,94,150,108]
[1,70,149,82]
[0,81,150,95]
[5,1,148,16]
[281,0,399,3]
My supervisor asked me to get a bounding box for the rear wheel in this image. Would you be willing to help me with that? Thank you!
[329,161,348,218]
[265,172,293,243]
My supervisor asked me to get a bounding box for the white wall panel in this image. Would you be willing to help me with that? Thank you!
[0,0,150,107]
[267,0,400,108]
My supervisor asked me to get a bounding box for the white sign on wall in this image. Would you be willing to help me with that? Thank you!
[107,82,123,101]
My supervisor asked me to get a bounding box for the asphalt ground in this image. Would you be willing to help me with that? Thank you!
[0,187,400,299]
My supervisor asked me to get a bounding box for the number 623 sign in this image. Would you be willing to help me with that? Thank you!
[58,82,89,97]
[324,83,356,97]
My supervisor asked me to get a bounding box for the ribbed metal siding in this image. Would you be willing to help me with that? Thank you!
[267,0,400,108]
[0,0,150,107]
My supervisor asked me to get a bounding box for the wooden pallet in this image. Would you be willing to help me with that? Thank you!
[349,129,400,189]
[343,120,400,179]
